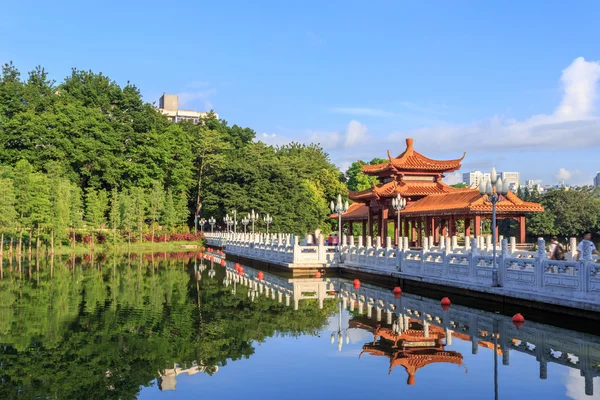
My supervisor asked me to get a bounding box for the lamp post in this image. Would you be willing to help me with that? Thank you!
[231,209,238,233]
[263,214,273,234]
[199,218,206,233]
[241,216,250,234]
[248,209,259,234]
[330,292,349,351]
[479,167,509,287]
[208,217,216,234]
[391,194,407,247]
[223,214,233,233]
[330,194,349,250]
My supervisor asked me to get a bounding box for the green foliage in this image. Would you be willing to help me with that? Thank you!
[0,64,345,239]
[525,186,600,238]
[345,158,386,192]
[451,183,468,188]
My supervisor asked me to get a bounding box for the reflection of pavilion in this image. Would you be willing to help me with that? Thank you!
[354,318,464,385]
[158,362,218,391]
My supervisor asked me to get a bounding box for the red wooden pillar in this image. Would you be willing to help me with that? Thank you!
[362,220,367,238]
[441,219,448,237]
[434,217,440,244]
[411,219,417,242]
[448,216,454,237]
[383,218,388,241]
[417,218,423,245]
[368,207,374,237]
[394,218,399,246]
[464,217,471,238]
[404,218,410,241]
[518,216,526,243]
[474,215,481,237]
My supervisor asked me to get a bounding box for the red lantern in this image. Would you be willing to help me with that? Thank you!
[202,246,205,251]
[441,297,451,311]
[235,263,241,269]
[210,256,214,262]
[512,313,525,329]
[353,279,361,290]
[315,271,322,278]
[221,260,226,266]
[257,271,264,280]
[393,287,402,299]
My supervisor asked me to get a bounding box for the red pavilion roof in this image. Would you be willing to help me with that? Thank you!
[360,138,465,176]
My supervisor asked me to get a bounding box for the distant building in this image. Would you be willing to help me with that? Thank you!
[462,171,491,188]
[500,171,520,189]
[157,94,218,123]
[595,172,600,187]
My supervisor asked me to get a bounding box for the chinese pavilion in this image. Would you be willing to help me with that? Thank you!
[338,138,543,244]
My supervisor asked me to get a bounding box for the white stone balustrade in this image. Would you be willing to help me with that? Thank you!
[205,232,339,267]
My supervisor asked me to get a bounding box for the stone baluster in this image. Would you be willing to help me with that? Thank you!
[376,306,382,322]
[317,234,325,263]
[451,235,458,250]
[375,236,381,249]
[445,237,452,255]
[485,235,492,252]
[341,234,347,247]
[429,236,434,248]
[422,237,429,252]
[509,236,516,254]
[366,236,372,248]
[403,237,409,250]
[386,309,393,325]
[386,236,392,250]
[536,238,546,288]
[348,235,354,248]
[440,236,446,251]
[367,302,373,319]
[569,237,577,260]
[465,236,471,251]
[357,235,363,248]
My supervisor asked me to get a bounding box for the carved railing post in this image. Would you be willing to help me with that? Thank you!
[536,238,546,289]
[500,239,508,287]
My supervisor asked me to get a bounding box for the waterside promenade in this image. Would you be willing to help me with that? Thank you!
[205,232,600,313]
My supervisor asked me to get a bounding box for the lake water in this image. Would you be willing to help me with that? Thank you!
[0,251,598,399]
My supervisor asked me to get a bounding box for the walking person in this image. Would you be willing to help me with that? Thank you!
[549,236,565,260]
[576,231,600,261]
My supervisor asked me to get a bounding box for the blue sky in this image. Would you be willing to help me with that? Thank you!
[2,1,600,185]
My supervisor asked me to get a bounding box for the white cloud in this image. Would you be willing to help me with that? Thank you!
[387,57,600,154]
[330,107,398,117]
[555,168,572,181]
[308,120,370,150]
[255,132,291,147]
[345,120,368,147]
[177,88,216,110]
[445,171,464,185]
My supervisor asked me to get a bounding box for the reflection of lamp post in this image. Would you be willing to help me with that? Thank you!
[241,216,250,234]
[330,194,349,250]
[330,293,349,351]
[208,217,216,233]
[223,214,233,233]
[479,167,509,287]
[263,214,273,234]
[391,194,406,247]
[493,319,499,400]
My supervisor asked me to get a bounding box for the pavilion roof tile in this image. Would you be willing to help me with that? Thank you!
[360,138,465,175]
[401,190,544,216]
[348,180,466,202]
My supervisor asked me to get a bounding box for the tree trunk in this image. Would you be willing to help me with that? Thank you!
[18,228,22,257]
[128,231,131,248]
[91,229,94,251]
[139,224,143,244]
[0,232,3,260]
[37,225,41,255]
[9,234,13,256]
[28,228,33,258]
[151,218,155,244]
[50,228,55,255]
[195,165,204,234]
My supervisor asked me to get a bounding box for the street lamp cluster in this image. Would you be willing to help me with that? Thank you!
[200,208,273,234]
[392,194,407,246]
[330,194,349,248]
[479,167,509,287]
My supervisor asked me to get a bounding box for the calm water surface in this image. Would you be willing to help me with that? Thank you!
[0,251,598,399]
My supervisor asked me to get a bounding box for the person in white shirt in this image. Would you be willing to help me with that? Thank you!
[576,231,600,261]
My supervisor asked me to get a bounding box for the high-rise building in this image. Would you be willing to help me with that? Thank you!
[500,171,520,191]
[462,171,490,188]
[594,172,600,187]
[157,94,218,123]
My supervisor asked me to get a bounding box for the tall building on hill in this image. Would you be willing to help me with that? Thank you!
[595,172,600,187]
[157,94,218,123]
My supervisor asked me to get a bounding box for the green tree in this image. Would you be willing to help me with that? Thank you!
[148,180,165,242]
[0,178,17,257]
[109,188,120,244]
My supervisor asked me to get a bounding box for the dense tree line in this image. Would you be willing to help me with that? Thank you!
[0,63,345,250]
[519,186,600,240]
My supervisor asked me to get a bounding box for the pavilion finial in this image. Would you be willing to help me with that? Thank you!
[387,149,393,161]
[406,138,414,149]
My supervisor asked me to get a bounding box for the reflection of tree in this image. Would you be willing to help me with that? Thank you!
[0,254,335,399]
